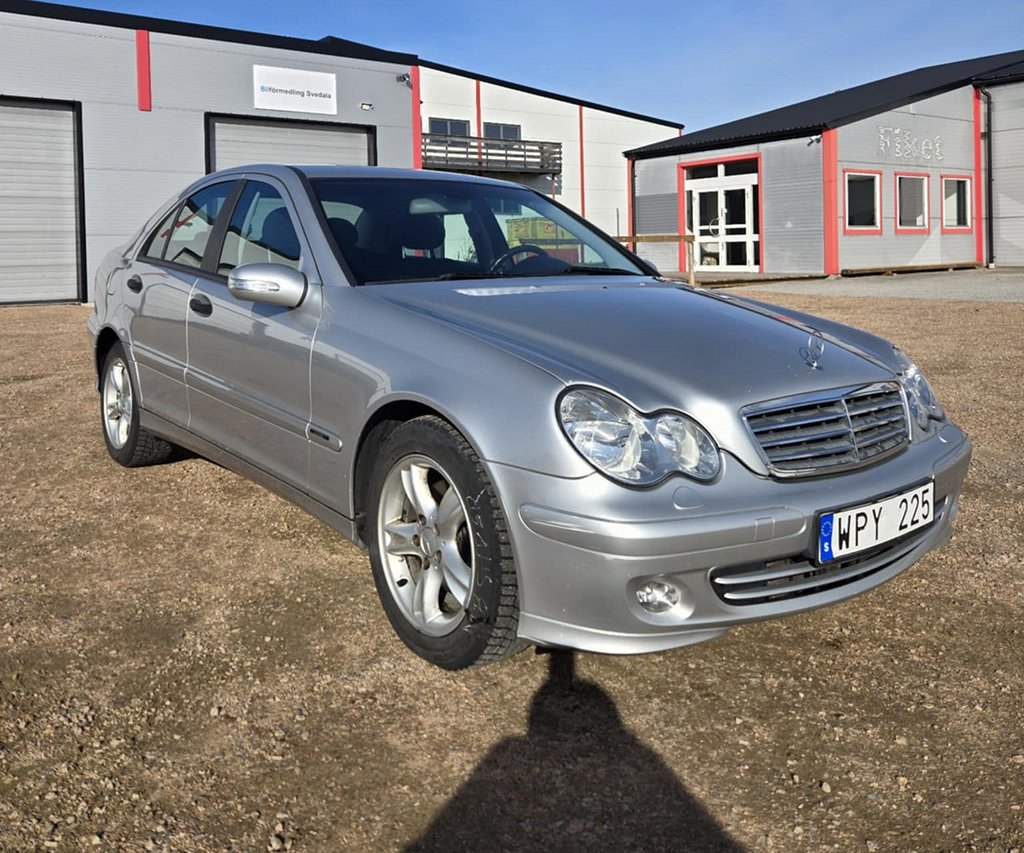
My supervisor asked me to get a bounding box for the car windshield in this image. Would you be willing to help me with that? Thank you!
[310,177,645,285]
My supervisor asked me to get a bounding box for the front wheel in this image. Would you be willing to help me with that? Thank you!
[367,416,526,669]
[100,342,173,467]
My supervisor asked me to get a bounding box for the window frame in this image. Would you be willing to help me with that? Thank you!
[843,169,883,235]
[894,172,930,235]
[940,174,973,233]
[482,122,522,141]
[427,117,472,138]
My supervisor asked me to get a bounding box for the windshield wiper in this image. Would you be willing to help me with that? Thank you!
[435,271,508,281]
[362,272,506,284]
[550,265,643,276]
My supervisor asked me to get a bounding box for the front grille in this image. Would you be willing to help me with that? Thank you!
[744,383,908,478]
[709,503,943,606]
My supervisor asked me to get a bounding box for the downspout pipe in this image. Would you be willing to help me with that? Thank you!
[627,157,636,253]
[978,85,995,267]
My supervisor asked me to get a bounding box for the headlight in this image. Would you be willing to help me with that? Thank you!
[558,387,720,485]
[893,347,944,430]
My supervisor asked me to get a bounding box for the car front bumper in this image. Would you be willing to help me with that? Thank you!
[490,422,971,654]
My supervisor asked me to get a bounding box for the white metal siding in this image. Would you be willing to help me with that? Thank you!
[210,120,371,170]
[418,67,681,236]
[0,101,79,303]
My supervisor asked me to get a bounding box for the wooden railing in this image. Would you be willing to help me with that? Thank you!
[614,234,696,285]
[421,133,563,175]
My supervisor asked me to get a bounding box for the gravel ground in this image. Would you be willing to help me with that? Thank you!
[1,296,1022,852]
[737,268,1024,302]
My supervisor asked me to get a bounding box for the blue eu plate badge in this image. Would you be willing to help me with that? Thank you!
[819,513,834,563]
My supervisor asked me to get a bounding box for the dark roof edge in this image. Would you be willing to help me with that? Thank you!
[974,72,1024,87]
[627,126,821,160]
[0,1,685,130]
[0,0,418,65]
[418,59,684,129]
[626,73,1007,160]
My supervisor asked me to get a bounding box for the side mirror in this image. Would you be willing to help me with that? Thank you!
[227,263,307,308]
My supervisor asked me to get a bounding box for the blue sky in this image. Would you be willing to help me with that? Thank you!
[63,0,1024,130]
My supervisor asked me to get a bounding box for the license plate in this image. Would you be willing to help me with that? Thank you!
[818,482,934,563]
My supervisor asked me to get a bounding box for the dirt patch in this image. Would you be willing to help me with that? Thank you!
[1,298,1022,851]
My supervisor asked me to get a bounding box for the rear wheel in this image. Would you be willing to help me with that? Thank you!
[100,342,173,467]
[367,416,526,669]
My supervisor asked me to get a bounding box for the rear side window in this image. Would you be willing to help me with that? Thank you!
[218,181,301,274]
[140,208,177,259]
[143,182,233,268]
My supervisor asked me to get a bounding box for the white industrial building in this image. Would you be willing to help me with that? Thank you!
[626,52,1024,277]
[0,0,681,304]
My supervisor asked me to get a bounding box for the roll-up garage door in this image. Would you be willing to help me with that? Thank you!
[0,100,81,303]
[208,116,373,171]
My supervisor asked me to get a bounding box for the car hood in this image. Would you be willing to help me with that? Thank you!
[369,277,898,468]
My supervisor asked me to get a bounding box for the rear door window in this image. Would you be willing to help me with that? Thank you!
[150,182,233,269]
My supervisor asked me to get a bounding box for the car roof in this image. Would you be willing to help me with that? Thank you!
[210,164,524,189]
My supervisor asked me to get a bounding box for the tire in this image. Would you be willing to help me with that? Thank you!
[99,342,173,468]
[367,416,527,669]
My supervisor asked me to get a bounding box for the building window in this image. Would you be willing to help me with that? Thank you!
[844,171,881,233]
[428,117,470,137]
[896,173,929,233]
[941,176,971,231]
[483,122,521,141]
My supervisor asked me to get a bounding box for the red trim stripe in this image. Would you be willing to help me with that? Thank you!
[676,164,686,273]
[822,129,839,275]
[973,88,984,264]
[411,65,422,169]
[474,79,482,137]
[135,29,151,112]
[578,105,586,218]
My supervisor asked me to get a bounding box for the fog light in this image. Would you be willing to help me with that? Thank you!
[635,581,680,613]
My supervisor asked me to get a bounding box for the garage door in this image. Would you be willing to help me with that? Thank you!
[0,100,81,303]
[208,117,373,171]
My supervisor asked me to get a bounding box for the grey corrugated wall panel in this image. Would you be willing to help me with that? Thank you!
[990,82,1024,265]
[758,140,823,274]
[0,102,79,302]
[0,10,414,299]
[630,159,680,271]
[837,88,977,269]
[210,120,370,170]
[634,157,677,196]
[634,193,677,233]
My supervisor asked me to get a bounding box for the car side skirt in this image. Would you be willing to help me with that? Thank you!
[139,409,362,548]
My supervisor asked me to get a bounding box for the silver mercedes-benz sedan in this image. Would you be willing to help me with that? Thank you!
[87,165,971,670]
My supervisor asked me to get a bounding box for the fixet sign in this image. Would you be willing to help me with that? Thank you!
[253,65,337,115]
[877,126,944,162]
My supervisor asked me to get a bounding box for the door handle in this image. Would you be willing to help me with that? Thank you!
[189,295,213,317]
[126,275,143,293]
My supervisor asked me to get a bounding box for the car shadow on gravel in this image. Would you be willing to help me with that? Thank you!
[406,650,744,852]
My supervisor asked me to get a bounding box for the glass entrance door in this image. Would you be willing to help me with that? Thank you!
[685,161,760,273]
[695,189,722,268]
